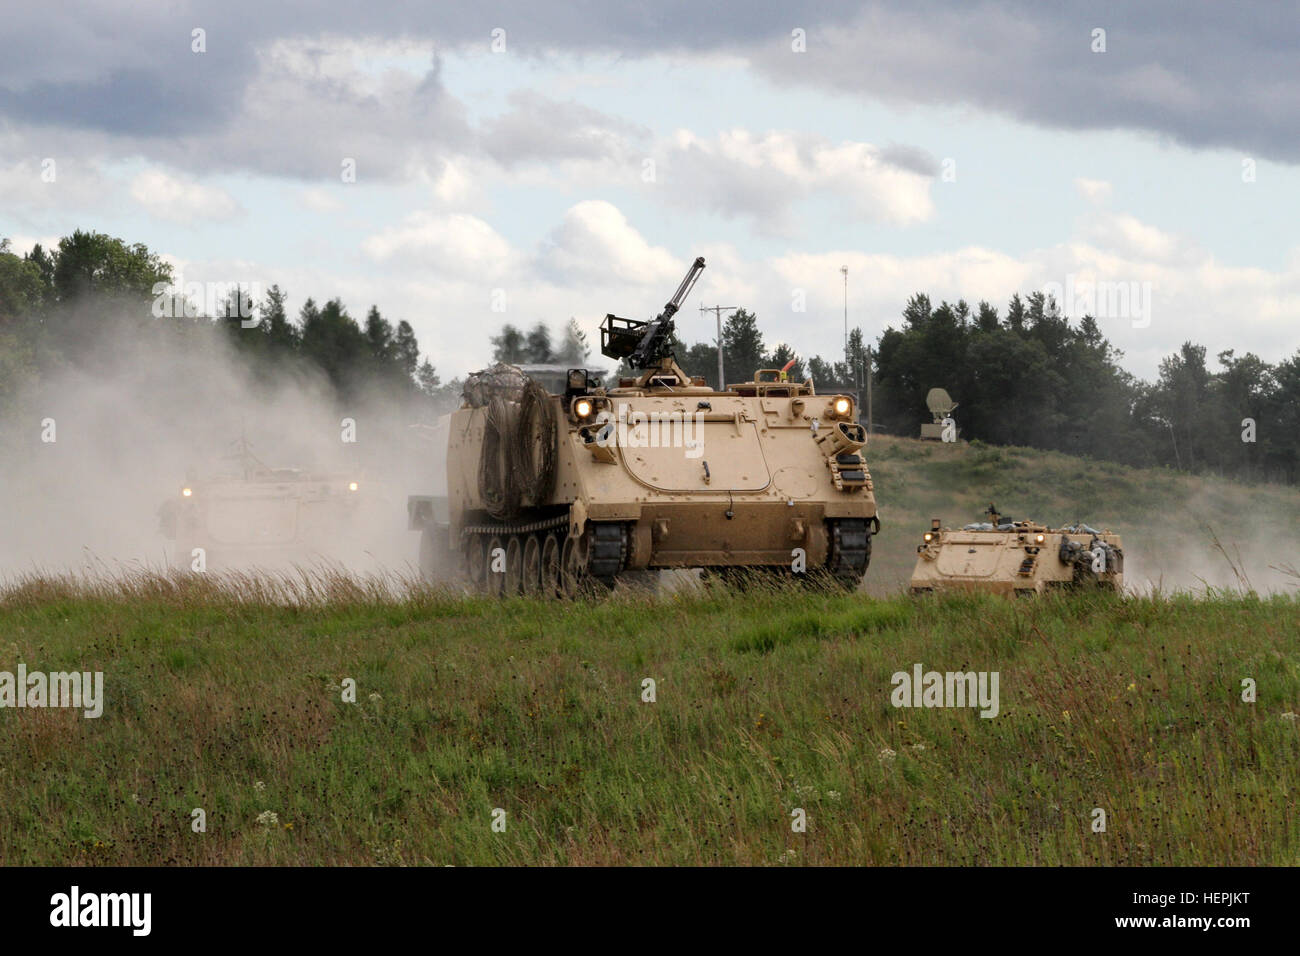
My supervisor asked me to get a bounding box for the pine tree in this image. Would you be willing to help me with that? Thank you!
[491,324,527,363]
[555,318,590,364]
[722,309,765,382]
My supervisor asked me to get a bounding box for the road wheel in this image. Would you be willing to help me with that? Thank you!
[561,533,588,598]
[466,535,488,591]
[541,533,561,597]
[522,535,542,595]
[504,535,523,595]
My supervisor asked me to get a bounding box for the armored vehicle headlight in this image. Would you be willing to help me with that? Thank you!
[574,398,594,419]
[833,397,852,417]
[348,481,359,492]
[182,487,193,497]
[923,532,934,542]
[1035,533,1045,544]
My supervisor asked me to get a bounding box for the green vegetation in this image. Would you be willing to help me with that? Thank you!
[0,573,1296,866]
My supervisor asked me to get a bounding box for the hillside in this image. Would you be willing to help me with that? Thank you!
[863,434,1300,596]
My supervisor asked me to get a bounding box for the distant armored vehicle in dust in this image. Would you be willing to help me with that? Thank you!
[409,256,880,595]
[910,504,1123,595]
[159,436,378,569]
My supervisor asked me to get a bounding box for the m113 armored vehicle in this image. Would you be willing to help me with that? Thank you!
[409,256,880,595]
[159,436,377,570]
[910,504,1124,595]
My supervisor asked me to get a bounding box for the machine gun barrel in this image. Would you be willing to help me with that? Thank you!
[662,256,706,322]
[630,256,705,368]
[598,256,707,368]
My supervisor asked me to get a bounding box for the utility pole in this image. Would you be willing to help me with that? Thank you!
[699,304,737,390]
[840,266,848,366]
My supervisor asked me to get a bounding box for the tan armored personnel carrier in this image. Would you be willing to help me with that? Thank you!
[910,504,1123,595]
[409,256,880,595]
[159,436,378,569]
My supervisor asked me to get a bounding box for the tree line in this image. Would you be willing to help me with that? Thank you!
[0,229,461,418]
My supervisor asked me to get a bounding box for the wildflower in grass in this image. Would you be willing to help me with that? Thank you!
[1127,682,1136,692]
[910,743,926,752]
[253,780,266,793]
[1281,712,1298,722]
[879,747,897,762]
[256,810,279,826]
[284,822,293,831]
[369,692,382,703]
[827,790,842,801]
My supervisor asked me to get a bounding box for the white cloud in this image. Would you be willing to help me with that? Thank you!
[361,212,514,277]
[430,159,476,205]
[297,187,344,213]
[0,155,109,220]
[659,129,935,234]
[130,169,241,223]
[537,200,682,285]
[1074,178,1113,204]
[1084,213,1183,263]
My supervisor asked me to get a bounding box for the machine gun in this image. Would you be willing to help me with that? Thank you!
[600,256,705,369]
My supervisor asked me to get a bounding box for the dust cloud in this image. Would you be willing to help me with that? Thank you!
[1120,486,1300,596]
[0,320,444,579]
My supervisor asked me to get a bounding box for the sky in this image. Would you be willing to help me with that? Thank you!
[2,0,1298,381]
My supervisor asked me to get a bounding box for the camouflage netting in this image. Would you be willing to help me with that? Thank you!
[479,396,521,519]
[463,363,528,408]
[476,378,558,521]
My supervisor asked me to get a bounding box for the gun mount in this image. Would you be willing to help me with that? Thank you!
[600,256,706,370]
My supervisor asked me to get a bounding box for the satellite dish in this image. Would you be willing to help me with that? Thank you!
[925,387,958,422]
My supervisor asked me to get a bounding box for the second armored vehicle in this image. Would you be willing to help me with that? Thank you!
[159,436,381,570]
[409,256,881,595]
[910,504,1124,595]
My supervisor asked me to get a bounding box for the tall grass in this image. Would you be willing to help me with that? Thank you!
[1,571,1296,865]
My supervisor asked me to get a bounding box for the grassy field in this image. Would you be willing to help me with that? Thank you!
[1,571,1297,866]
